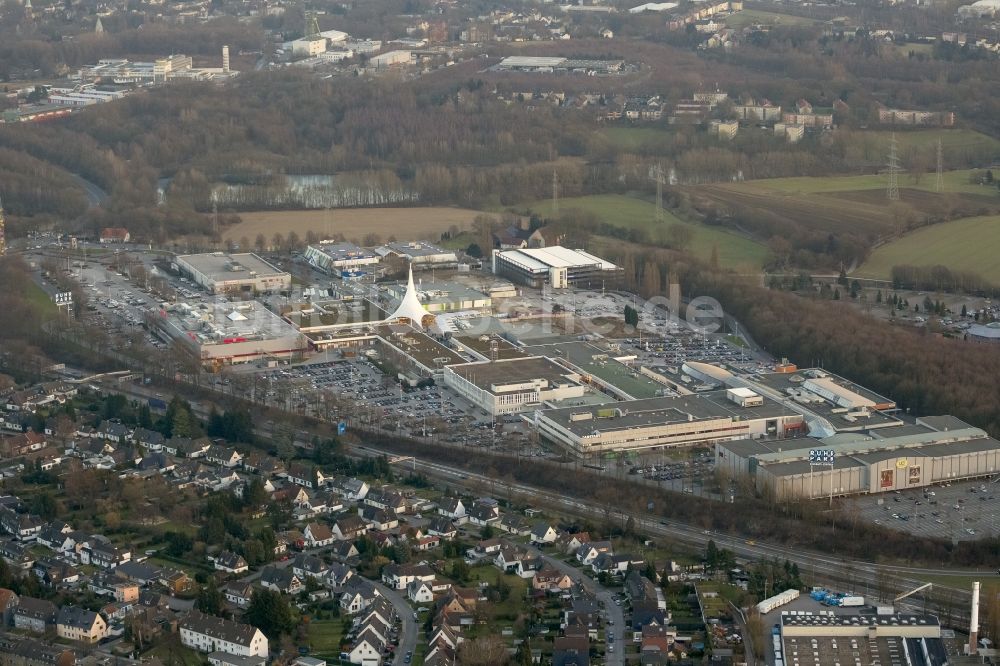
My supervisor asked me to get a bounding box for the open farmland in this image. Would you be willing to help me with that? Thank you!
[685,172,1000,243]
[856,215,1000,284]
[724,9,821,29]
[521,194,768,271]
[223,207,481,244]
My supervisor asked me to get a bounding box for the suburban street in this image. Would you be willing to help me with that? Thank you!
[534,549,625,666]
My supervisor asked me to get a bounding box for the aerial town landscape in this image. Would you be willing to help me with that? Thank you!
[0,0,1000,664]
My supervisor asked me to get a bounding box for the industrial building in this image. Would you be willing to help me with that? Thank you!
[775,611,945,666]
[534,389,803,457]
[715,415,1000,499]
[375,241,458,269]
[442,357,592,416]
[303,242,380,275]
[174,253,291,295]
[967,322,1000,343]
[77,50,237,84]
[491,246,623,289]
[149,300,308,368]
[490,56,625,75]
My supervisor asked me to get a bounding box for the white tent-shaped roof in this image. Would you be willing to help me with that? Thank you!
[387,264,431,327]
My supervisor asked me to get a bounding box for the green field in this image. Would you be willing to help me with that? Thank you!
[856,215,1000,283]
[25,281,57,315]
[725,9,820,29]
[308,618,347,659]
[523,194,768,271]
[601,127,675,153]
[729,169,999,196]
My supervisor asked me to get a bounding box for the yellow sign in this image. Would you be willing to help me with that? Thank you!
[896,458,909,469]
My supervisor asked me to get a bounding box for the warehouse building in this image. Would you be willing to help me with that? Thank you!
[303,242,379,275]
[715,415,1000,499]
[775,611,945,666]
[149,300,307,368]
[375,241,458,269]
[442,357,591,416]
[175,253,291,295]
[491,246,623,289]
[534,388,803,456]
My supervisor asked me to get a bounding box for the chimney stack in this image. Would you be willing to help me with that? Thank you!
[222,45,230,73]
[970,581,981,656]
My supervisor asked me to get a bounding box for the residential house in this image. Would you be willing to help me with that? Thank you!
[56,606,108,643]
[287,463,319,489]
[292,554,327,580]
[214,551,249,575]
[498,514,530,537]
[382,563,435,590]
[180,610,269,658]
[533,567,573,593]
[32,557,79,587]
[407,579,435,604]
[304,522,335,548]
[530,523,558,544]
[0,540,35,570]
[113,560,162,586]
[325,562,354,589]
[467,501,500,527]
[206,445,243,468]
[330,476,369,501]
[359,505,398,531]
[13,597,58,633]
[0,506,43,541]
[223,581,255,609]
[494,546,539,578]
[592,552,642,576]
[333,515,367,541]
[0,636,75,666]
[437,497,466,522]
[35,522,73,551]
[340,578,381,615]
[0,587,19,626]
[365,488,407,515]
[83,537,130,569]
[331,540,360,561]
[575,541,612,566]
[553,635,591,666]
[414,535,441,552]
[98,421,131,443]
[427,517,457,539]
[349,628,385,665]
[259,566,303,595]
[132,427,165,450]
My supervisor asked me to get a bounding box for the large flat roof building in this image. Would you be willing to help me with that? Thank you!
[304,242,379,274]
[149,300,307,368]
[175,252,291,295]
[442,356,590,416]
[715,415,1000,499]
[492,246,623,289]
[375,241,458,269]
[535,389,803,456]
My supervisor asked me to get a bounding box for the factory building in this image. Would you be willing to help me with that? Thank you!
[174,252,291,295]
[442,357,590,416]
[303,242,380,275]
[534,389,803,457]
[715,415,1000,499]
[491,246,623,289]
[149,300,308,368]
[774,611,946,666]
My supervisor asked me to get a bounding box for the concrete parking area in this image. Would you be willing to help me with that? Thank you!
[844,477,1000,541]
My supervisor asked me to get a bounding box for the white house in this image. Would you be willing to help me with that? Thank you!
[304,522,335,548]
[349,628,385,665]
[530,523,558,544]
[180,610,269,658]
[407,579,434,604]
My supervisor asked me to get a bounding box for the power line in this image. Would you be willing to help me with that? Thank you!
[651,162,665,221]
[887,133,900,202]
[935,138,944,193]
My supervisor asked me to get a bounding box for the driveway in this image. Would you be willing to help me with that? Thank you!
[532,549,625,666]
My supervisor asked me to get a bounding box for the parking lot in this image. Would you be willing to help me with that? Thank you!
[845,478,1000,541]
